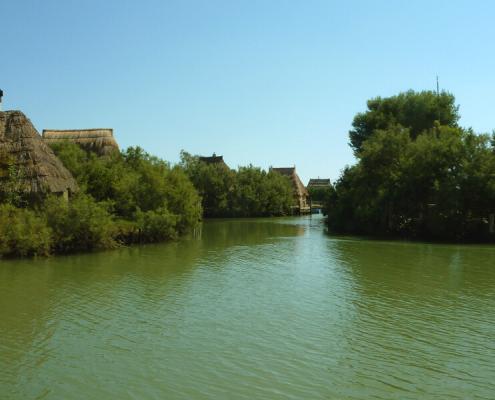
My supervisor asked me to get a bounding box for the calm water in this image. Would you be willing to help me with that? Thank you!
[1,216,495,399]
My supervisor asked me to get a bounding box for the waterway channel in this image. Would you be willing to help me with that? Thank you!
[1,216,494,399]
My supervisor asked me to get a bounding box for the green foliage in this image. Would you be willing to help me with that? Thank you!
[44,195,117,252]
[349,90,459,154]
[3,138,296,257]
[328,120,495,241]
[163,166,202,233]
[0,142,204,257]
[0,204,52,257]
[53,143,202,224]
[135,208,178,242]
[231,167,293,217]
[0,153,28,207]
[180,152,293,217]
[180,151,235,217]
[308,186,332,203]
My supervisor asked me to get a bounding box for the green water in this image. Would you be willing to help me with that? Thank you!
[1,216,495,399]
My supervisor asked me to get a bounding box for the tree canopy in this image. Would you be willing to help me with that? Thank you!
[180,151,294,217]
[328,90,495,242]
[349,90,459,154]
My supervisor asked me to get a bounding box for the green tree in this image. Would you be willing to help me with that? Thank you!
[180,151,235,217]
[180,152,293,217]
[349,90,459,154]
[328,118,495,241]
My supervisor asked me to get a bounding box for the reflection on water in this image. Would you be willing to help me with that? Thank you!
[1,216,494,399]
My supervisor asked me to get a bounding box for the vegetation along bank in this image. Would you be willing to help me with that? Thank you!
[326,90,495,242]
[0,110,295,258]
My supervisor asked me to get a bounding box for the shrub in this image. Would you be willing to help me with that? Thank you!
[44,195,117,252]
[0,204,52,257]
[136,208,178,242]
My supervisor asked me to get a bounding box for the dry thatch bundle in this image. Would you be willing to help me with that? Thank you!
[0,110,78,195]
[42,128,119,156]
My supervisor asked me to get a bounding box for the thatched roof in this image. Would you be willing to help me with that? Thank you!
[199,154,225,163]
[0,111,78,194]
[307,178,331,188]
[42,128,119,156]
[199,154,229,168]
[271,167,309,197]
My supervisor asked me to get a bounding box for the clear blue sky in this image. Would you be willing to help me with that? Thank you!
[2,0,494,183]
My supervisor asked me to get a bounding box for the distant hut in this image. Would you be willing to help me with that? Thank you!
[306,178,331,213]
[199,153,229,168]
[307,178,331,189]
[42,128,119,156]
[0,111,78,199]
[271,166,310,214]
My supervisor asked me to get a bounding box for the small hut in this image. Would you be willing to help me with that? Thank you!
[271,166,310,214]
[307,178,331,189]
[42,128,119,156]
[199,153,228,167]
[0,111,78,198]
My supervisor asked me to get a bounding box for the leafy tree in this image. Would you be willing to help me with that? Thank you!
[328,118,495,241]
[180,152,293,217]
[349,90,459,154]
[180,151,235,217]
[307,186,332,204]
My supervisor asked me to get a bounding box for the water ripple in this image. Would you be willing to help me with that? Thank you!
[1,216,495,399]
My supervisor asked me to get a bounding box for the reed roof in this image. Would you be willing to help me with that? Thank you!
[272,167,309,197]
[42,128,119,156]
[199,154,225,164]
[307,178,331,188]
[0,111,78,194]
[198,154,229,169]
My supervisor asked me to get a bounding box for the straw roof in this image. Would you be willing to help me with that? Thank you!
[199,153,228,168]
[271,167,309,198]
[199,154,224,163]
[42,128,119,156]
[307,178,331,188]
[0,111,78,194]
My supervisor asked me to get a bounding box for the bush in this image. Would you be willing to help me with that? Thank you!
[51,144,203,230]
[163,166,202,232]
[180,152,293,217]
[0,204,52,257]
[135,208,178,242]
[44,195,117,252]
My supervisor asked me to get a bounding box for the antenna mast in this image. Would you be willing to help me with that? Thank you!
[436,76,439,95]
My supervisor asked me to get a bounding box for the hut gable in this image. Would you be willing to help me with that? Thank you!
[271,166,310,213]
[42,128,119,156]
[199,153,228,168]
[0,110,78,195]
[307,178,331,188]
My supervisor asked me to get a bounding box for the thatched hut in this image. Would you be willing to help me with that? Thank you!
[0,110,78,198]
[307,178,331,189]
[199,153,228,168]
[271,166,310,214]
[42,128,119,156]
